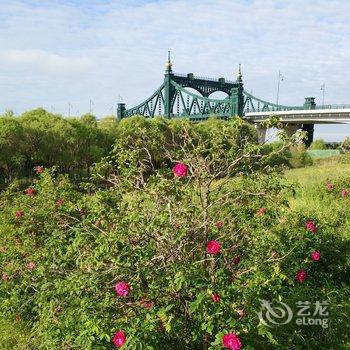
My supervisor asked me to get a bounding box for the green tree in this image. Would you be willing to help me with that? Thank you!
[0,117,25,180]
[68,115,106,178]
[18,108,75,170]
[97,116,119,151]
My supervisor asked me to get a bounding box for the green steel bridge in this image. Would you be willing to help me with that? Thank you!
[117,54,350,145]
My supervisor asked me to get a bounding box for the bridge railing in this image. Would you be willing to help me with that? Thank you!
[173,72,236,84]
[315,104,350,110]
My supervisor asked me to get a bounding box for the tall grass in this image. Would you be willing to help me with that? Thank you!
[285,158,350,211]
[0,318,31,350]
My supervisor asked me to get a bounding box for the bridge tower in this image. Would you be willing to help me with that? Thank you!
[162,53,244,119]
[302,97,315,147]
[230,64,244,117]
[117,102,126,120]
[164,51,176,118]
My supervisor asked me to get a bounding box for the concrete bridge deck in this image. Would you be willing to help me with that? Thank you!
[245,108,350,124]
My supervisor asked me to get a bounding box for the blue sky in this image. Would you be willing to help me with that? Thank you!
[1,0,350,140]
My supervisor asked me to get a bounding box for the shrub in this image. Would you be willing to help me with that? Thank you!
[288,144,313,168]
[340,137,350,153]
[309,139,327,150]
[0,119,349,349]
[104,116,265,184]
[261,141,291,168]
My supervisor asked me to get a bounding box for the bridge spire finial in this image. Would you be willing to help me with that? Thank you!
[236,63,242,82]
[165,50,172,72]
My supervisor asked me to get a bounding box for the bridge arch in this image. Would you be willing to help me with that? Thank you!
[208,90,229,99]
[181,86,205,97]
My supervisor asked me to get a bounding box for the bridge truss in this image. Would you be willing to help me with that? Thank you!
[117,55,350,147]
[117,56,307,121]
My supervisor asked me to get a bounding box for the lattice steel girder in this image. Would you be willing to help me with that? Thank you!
[172,73,239,97]
[170,81,233,117]
[120,65,332,120]
[242,91,303,113]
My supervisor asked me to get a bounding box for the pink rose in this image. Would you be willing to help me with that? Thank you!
[215,221,224,228]
[112,331,126,348]
[26,262,35,270]
[270,251,279,259]
[295,269,308,283]
[140,298,154,309]
[325,181,334,191]
[211,293,220,302]
[305,220,317,233]
[233,256,241,265]
[34,166,44,174]
[222,333,242,350]
[173,223,181,230]
[310,251,321,261]
[236,309,245,317]
[256,207,266,216]
[25,187,36,197]
[341,189,349,197]
[114,281,130,297]
[206,240,221,255]
[15,210,24,218]
[56,198,64,206]
[172,163,188,177]
[1,273,9,282]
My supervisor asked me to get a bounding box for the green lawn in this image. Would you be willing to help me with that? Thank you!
[285,159,350,211]
[285,160,350,188]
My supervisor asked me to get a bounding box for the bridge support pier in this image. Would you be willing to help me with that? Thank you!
[255,124,267,143]
[284,124,301,137]
[302,124,314,147]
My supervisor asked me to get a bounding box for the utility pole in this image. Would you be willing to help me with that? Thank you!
[89,99,94,114]
[276,71,284,107]
[68,103,72,117]
[321,83,325,108]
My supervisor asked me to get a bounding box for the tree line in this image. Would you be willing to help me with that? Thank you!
[0,108,118,182]
[2,108,335,185]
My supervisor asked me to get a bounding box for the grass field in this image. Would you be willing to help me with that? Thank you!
[285,158,350,212]
[0,318,31,350]
[285,159,350,188]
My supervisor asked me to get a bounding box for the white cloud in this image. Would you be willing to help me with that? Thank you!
[0,0,350,140]
[0,49,93,72]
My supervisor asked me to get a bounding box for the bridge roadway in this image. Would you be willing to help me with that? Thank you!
[244,108,350,144]
[244,108,350,124]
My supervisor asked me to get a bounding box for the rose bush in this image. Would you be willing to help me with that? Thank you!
[0,118,349,349]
